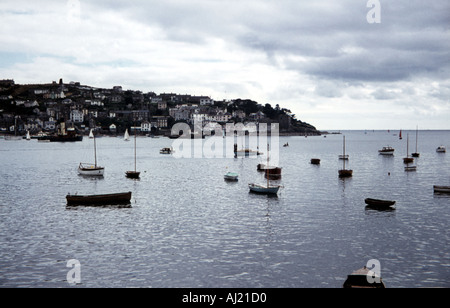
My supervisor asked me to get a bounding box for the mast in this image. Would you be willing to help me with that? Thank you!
[415,126,418,153]
[406,133,409,157]
[94,133,97,168]
[343,135,346,170]
[134,125,137,172]
[14,116,17,137]
[266,143,270,187]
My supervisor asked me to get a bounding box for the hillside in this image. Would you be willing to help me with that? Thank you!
[0,79,320,136]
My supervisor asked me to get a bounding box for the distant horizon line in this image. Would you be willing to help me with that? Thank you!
[320,129,450,132]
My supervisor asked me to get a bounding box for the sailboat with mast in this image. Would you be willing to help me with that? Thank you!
[249,144,281,194]
[339,135,353,178]
[78,131,104,176]
[403,133,414,164]
[126,126,140,179]
[411,126,420,157]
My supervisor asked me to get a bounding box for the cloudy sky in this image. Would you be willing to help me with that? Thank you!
[1,0,449,130]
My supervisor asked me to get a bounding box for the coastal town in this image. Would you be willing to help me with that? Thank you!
[0,79,319,138]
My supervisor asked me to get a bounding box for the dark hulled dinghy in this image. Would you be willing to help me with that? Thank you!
[66,192,132,206]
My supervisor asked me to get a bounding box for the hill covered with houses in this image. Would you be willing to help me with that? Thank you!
[0,78,320,137]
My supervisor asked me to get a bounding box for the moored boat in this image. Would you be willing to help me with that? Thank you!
[436,146,446,153]
[433,186,450,193]
[125,171,140,179]
[343,266,386,288]
[378,146,394,155]
[411,126,420,157]
[125,124,140,179]
[40,123,83,142]
[257,165,282,179]
[66,192,132,206]
[365,198,396,208]
[248,183,280,195]
[310,158,321,165]
[339,169,353,178]
[249,144,281,195]
[78,131,104,176]
[160,147,173,154]
[224,172,239,181]
[78,163,105,176]
[339,136,352,178]
[403,134,414,164]
[403,157,414,163]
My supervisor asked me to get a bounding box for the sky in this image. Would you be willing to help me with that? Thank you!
[0,0,449,130]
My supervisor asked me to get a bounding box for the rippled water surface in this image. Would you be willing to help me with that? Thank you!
[0,130,449,288]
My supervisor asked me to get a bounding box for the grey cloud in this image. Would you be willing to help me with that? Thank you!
[371,88,399,100]
[85,0,449,84]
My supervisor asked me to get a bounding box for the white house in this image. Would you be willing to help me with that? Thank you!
[141,121,151,132]
[199,97,214,105]
[70,110,84,123]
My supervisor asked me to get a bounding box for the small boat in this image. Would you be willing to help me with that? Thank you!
[249,144,281,195]
[436,146,446,153]
[405,166,417,172]
[224,172,239,181]
[160,147,173,154]
[411,126,420,157]
[403,157,414,163]
[89,129,94,139]
[365,198,396,208]
[399,129,402,140]
[41,123,83,142]
[125,171,140,179]
[78,163,105,176]
[433,186,450,193]
[343,266,386,288]
[339,169,353,177]
[124,129,130,141]
[257,164,282,178]
[66,192,132,206]
[78,132,104,176]
[126,123,140,179]
[403,134,414,164]
[26,131,31,141]
[248,183,280,195]
[339,136,352,178]
[378,146,394,155]
[310,158,321,165]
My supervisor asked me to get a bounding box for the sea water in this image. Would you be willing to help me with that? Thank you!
[0,130,448,287]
